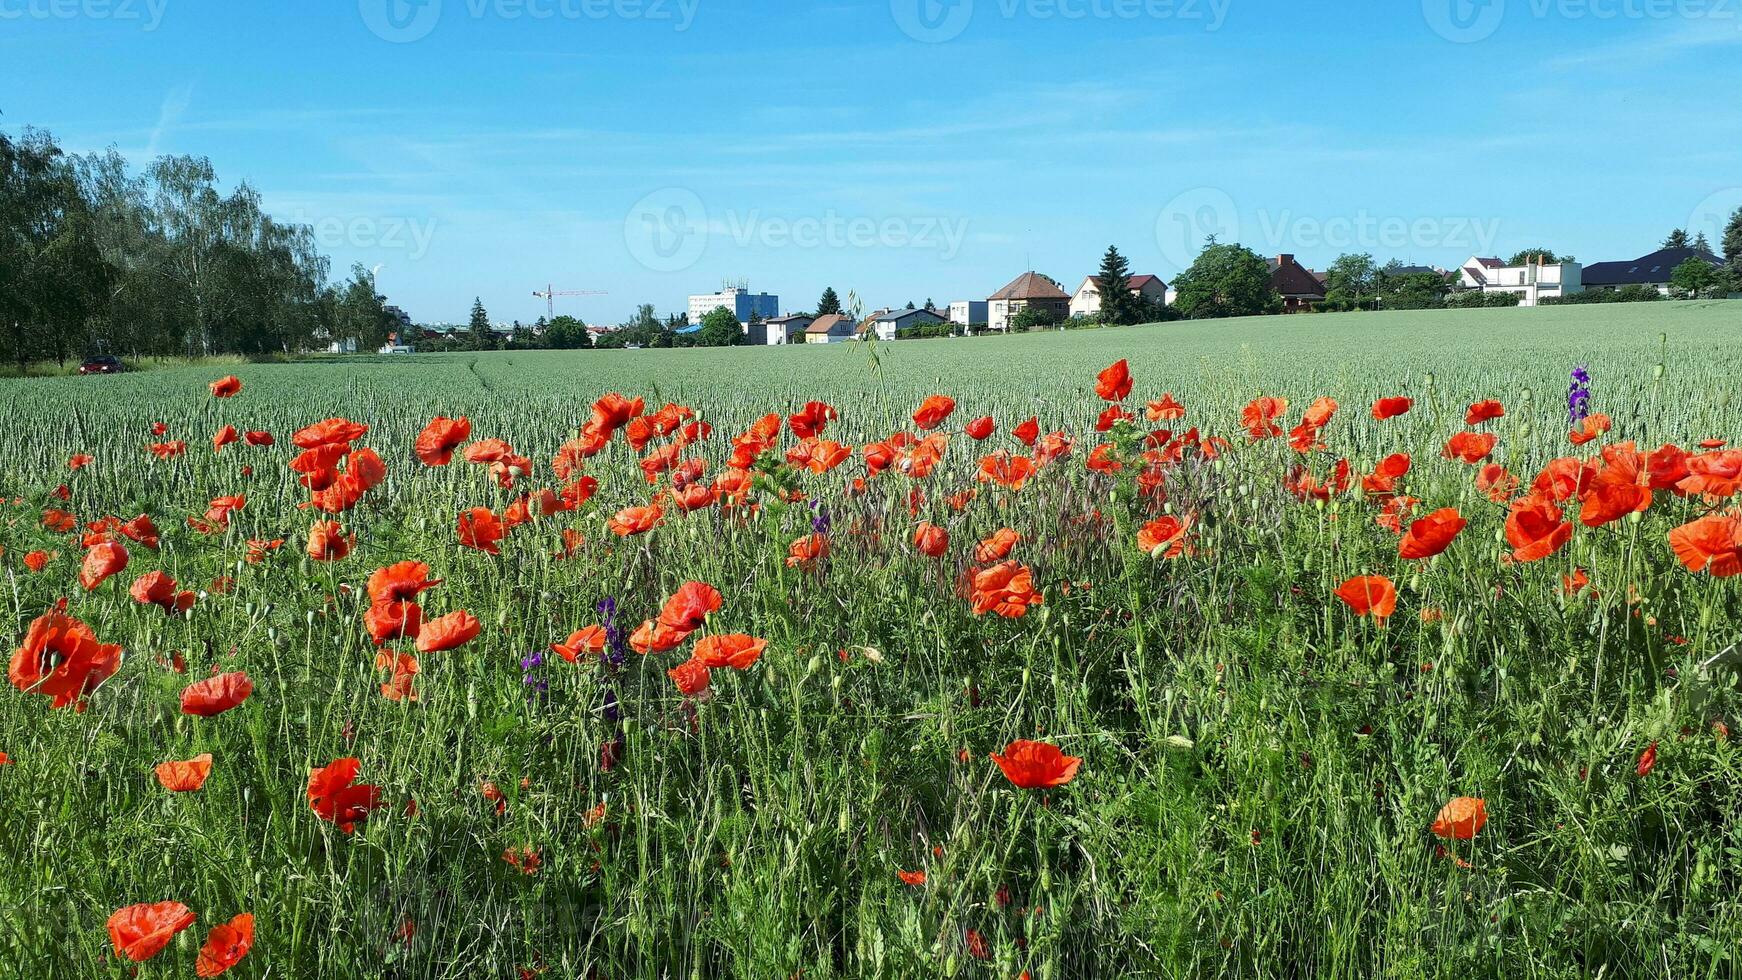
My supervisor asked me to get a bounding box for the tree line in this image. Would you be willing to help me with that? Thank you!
[0,124,399,372]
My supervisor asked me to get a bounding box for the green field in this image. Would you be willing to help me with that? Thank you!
[2,302,1740,979]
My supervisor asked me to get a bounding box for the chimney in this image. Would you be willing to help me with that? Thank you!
[1277,254,1294,267]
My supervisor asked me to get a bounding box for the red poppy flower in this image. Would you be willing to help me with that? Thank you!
[1241,396,1288,440]
[155,753,214,792]
[785,533,831,570]
[608,503,663,537]
[1667,514,1741,577]
[1335,575,1397,622]
[22,550,51,573]
[378,652,420,702]
[977,452,1036,491]
[788,401,838,439]
[209,375,242,398]
[973,528,1020,564]
[659,581,723,633]
[415,416,472,466]
[990,739,1082,788]
[551,625,608,663]
[1371,396,1413,420]
[693,633,767,670]
[307,757,384,833]
[1012,417,1040,446]
[180,672,253,717]
[911,395,956,431]
[964,416,995,440]
[67,453,94,471]
[913,522,949,558]
[365,601,423,646]
[8,606,123,712]
[897,869,927,886]
[243,430,273,447]
[629,619,690,654]
[970,561,1043,618]
[79,540,129,590]
[1568,412,1612,446]
[1465,399,1505,425]
[1431,797,1487,840]
[149,441,188,460]
[108,902,196,962]
[368,561,441,606]
[212,425,238,452]
[416,610,481,653]
[1678,450,1742,498]
[1636,741,1658,777]
[195,913,254,978]
[130,571,196,614]
[1505,494,1572,563]
[1399,508,1466,560]
[291,418,367,450]
[457,507,505,554]
[306,521,353,561]
[1095,359,1132,402]
[1146,393,1186,421]
[667,659,711,698]
[1137,515,1189,558]
[1443,431,1498,464]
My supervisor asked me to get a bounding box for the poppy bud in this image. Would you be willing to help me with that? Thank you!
[1652,363,1665,380]
[1424,373,1435,388]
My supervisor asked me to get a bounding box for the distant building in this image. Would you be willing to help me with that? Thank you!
[1480,258,1583,307]
[1582,247,1724,296]
[379,332,415,355]
[949,300,987,327]
[688,283,779,329]
[863,307,947,341]
[1069,274,1167,319]
[752,314,813,346]
[987,272,1071,331]
[1458,256,1506,290]
[1267,254,1326,313]
[804,314,857,344]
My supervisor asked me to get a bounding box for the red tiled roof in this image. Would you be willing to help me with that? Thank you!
[990,272,1069,301]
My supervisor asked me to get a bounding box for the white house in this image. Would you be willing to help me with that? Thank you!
[1480,258,1583,307]
[949,300,988,328]
[1458,256,1505,290]
[754,314,813,346]
[1069,274,1167,319]
[862,307,947,341]
[987,272,1071,332]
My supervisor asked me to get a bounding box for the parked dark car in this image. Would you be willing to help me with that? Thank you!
[79,355,124,375]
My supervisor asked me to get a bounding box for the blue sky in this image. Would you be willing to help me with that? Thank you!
[5,0,1741,323]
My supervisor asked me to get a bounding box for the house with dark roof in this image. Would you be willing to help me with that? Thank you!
[1069,274,1168,319]
[753,314,813,346]
[1458,256,1505,290]
[862,307,947,341]
[1267,254,1326,313]
[1582,247,1725,296]
[803,314,857,344]
[987,272,1071,331]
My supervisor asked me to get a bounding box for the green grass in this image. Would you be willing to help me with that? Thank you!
[1,302,1739,979]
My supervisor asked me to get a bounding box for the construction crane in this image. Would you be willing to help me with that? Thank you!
[532,284,608,319]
